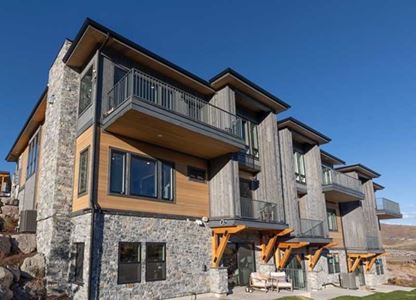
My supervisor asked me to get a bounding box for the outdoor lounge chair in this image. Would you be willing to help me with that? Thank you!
[270,271,293,292]
[245,272,272,293]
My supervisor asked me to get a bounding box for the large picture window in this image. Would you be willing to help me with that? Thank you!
[146,243,166,281]
[27,132,39,178]
[79,67,93,115]
[327,208,338,231]
[242,119,259,158]
[293,151,306,184]
[109,149,174,201]
[118,242,141,284]
[78,148,89,195]
[327,254,340,274]
[74,242,84,284]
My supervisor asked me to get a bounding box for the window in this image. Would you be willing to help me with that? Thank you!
[27,132,39,178]
[375,259,384,275]
[118,242,141,284]
[130,155,157,198]
[79,67,93,115]
[110,151,126,194]
[109,149,175,201]
[74,243,84,283]
[293,151,306,184]
[146,243,166,281]
[327,254,340,274]
[187,166,206,182]
[78,148,89,195]
[242,119,259,158]
[327,208,338,231]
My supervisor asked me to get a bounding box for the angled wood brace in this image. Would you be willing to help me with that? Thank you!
[211,225,246,268]
[365,253,386,272]
[260,228,293,263]
[308,242,337,271]
[275,241,309,270]
[347,253,375,272]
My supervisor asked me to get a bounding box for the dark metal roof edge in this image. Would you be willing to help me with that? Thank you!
[373,182,385,190]
[336,163,381,178]
[278,117,332,143]
[210,67,291,110]
[320,150,346,165]
[63,18,214,91]
[5,87,48,162]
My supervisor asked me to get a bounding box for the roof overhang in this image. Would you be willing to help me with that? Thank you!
[6,88,48,162]
[373,182,385,191]
[278,117,331,145]
[320,150,346,166]
[210,68,290,113]
[336,164,380,179]
[63,18,215,96]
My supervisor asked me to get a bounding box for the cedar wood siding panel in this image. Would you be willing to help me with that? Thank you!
[97,130,209,217]
[72,126,94,212]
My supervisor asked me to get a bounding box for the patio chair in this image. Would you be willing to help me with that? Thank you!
[270,271,293,292]
[245,272,272,293]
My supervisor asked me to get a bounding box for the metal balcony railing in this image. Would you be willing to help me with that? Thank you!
[239,197,284,224]
[233,151,261,171]
[376,198,401,215]
[322,166,363,194]
[106,69,243,139]
[299,218,325,238]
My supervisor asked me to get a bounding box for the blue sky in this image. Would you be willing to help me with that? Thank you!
[0,1,415,225]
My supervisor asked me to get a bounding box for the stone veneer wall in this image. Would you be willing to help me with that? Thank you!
[36,40,80,294]
[93,214,212,299]
[364,256,387,288]
[68,213,92,300]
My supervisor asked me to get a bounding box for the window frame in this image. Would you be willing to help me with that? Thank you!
[108,148,176,202]
[73,242,85,284]
[145,242,166,282]
[327,254,340,274]
[118,242,141,284]
[327,208,338,232]
[78,147,90,196]
[130,154,158,199]
[375,258,384,275]
[26,131,40,179]
[78,66,94,116]
[293,151,306,184]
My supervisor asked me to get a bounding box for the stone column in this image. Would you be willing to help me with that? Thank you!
[209,268,228,297]
[36,40,79,295]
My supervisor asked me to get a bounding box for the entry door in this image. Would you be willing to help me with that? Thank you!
[284,254,306,289]
[355,264,366,286]
[237,243,256,286]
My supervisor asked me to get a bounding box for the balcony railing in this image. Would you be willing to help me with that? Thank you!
[233,151,261,172]
[366,235,380,250]
[299,218,325,238]
[106,69,243,139]
[376,198,401,215]
[239,197,284,223]
[322,166,363,194]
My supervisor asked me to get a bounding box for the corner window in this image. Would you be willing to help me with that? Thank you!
[294,151,306,184]
[146,243,166,281]
[27,132,39,179]
[78,148,89,195]
[327,254,340,274]
[79,67,93,115]
[109,149,175,201]
[327,208,338,231]
[187,166,206,182]
[74,242,84,283]
[118,242,141,284]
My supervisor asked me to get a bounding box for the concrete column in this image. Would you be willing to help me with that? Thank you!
[36,40,80,295]
[302,145,328,236]
[278,128,301,234]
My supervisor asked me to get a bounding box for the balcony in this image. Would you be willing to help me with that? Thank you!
[322,167,364,202]
[299,218,325,238]
[366,235,381,251]
[239,197,283,223]
[103,69,245,159]
[346,235,383,253]
[233,151,261,173]
[376,198,402,219]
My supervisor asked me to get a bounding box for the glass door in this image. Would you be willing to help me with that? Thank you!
[237,243,256,286]
[355,264,366,286]
[284,254,306,289]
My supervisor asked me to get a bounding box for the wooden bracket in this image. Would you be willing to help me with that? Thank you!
[347,253,375,273]
[308,242,338,271]
[260,228,294,263]
[211,225,246,268]
[365,253,386,272]
[275,241,309,270]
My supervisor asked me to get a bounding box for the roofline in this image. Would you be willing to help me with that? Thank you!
[210,68,291,110]
[336,163,381,178]
[63,18,214,92]
[6,87,48,161]
[320,150,346,165]
[373,182,385,191]
[277,117,332,143]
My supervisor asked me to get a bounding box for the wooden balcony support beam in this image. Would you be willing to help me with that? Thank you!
[307,242,337,271]
[211,225,246,268]
[260,228,294,263]
[275,241,309,270]
[365,253,386,272]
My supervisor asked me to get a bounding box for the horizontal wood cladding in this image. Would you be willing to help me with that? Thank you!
[98,129,209,217]
[72,126,94,212]
[326,201,345,248]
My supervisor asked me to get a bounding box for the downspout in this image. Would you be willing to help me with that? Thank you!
[88,33,110,300]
